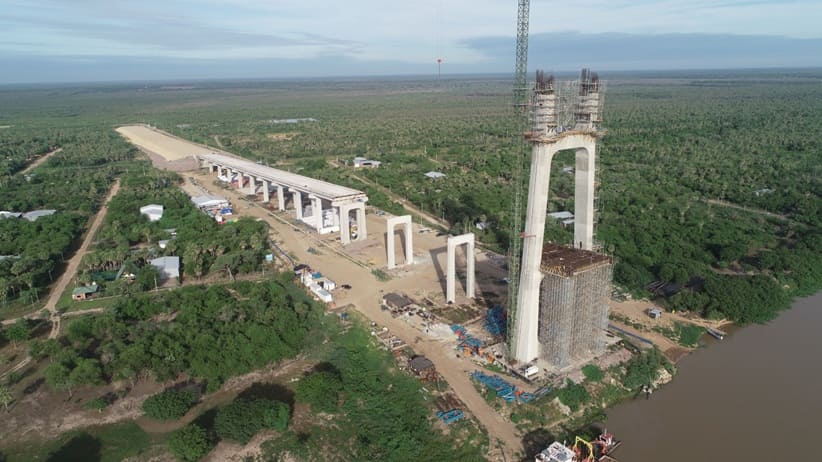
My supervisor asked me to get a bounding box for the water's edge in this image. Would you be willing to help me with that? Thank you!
[605,291,822,461]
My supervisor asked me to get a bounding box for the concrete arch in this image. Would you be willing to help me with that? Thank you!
[512,132,598,363]
[386,215,413,268]
[446,233,475,303]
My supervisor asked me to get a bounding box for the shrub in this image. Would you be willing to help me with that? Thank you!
[215,398,290,443]
[167,424,213,462]
[581,364,604,382]
[556,379,591,412]
[142,389,197,421]
[86,397,110,412]
[622,347,671,390]
[295,371,342,413]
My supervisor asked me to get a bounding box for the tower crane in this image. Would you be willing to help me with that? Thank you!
[506,0,531,356]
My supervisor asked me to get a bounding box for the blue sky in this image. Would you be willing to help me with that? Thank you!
[2,0,821,83]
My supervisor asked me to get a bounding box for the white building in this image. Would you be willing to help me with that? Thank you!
[140,204,164,222]
[191,194,229,210]
[353,157,381,168]
[150,256,180,280]
[22,210,56,221]
[547,211,574,220]
[424,171,446,179]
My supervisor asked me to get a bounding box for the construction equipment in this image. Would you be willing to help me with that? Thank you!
[573,436,595,462]
[436,409,465,424]
[470,370,535,403]
[506,0,532,358]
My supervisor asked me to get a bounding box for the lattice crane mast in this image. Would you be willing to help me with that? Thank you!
[506,0,531,356]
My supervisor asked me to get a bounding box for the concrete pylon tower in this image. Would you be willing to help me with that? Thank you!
[511,69,604,364]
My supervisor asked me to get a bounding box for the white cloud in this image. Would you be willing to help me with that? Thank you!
[1,0,820,64]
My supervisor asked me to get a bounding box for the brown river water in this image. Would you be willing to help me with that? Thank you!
[605,292,821,462]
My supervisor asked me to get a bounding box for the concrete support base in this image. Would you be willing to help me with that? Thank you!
[446,233,475,303]
[386,215,413,268]
[277,185,285,211]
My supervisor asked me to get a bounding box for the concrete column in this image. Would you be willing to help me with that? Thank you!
[311,196,322,232]
[513,143,555,363]
[246,174,256,195]
[466,239,475,298]
[262,179,270,203]
[293,191,303,219]
[386,215,413,269]
[355,204,367,241]
[340,205,351,245]
[574,143,596,250]
[230,169,237,187]
[446,233,475,303]
[277,185,285,211]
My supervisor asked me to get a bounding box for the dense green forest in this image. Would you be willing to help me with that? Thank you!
[35,276,322,392]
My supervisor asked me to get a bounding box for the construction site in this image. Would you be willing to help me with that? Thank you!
[114,64,635,460]
[111,3,661,461]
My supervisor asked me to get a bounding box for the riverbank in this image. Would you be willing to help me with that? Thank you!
[604,291,822,462]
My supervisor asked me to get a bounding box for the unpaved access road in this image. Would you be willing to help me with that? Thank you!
[19,147,62,175]
[45,178,120,338]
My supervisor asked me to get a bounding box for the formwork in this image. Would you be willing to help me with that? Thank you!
[538,243,612,369]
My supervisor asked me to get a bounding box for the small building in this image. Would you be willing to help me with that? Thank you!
[315,277,336,291]
[547,211,574,220]
[191,194,230,210]
[140,204,164,222]
[150,256,180,280]
[22,209,56,221]
[561,166,574,174]
[424,171,446,179]
[0,211,22,220]
[754,188,774,197]
[536,442,577,462]
[353,157,381,168]
[309,283,333,303]
[648,307,663,320]
[408,355,436,380]
[475,221,490,231]
[72,284,98,301]
[158,240,170,250]
[561,218,574,229]
[382,293,413,310]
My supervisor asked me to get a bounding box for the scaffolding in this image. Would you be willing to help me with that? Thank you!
[538,243,613,368]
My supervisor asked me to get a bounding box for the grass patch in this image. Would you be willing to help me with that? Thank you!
[371,268,391,281]
[673,322,705,347]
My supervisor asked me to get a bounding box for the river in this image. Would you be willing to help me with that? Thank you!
[605,292,822,462]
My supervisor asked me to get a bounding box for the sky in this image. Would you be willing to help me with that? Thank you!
[2,0,821,83]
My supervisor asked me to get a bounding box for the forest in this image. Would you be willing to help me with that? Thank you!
[37,276,322,392]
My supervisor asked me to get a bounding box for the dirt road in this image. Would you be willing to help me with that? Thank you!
[703,198,789,221]
[178,175,523,458]
[45,178,121,338]
[19,147,62,175]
